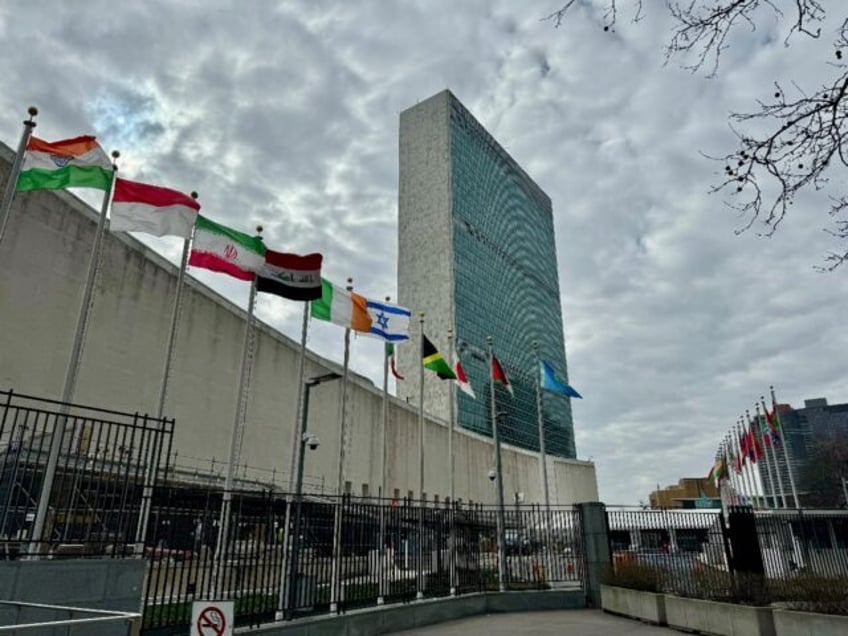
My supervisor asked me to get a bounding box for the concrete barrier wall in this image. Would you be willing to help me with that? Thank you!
[0,145,597,505]
[250,590,585,636]
[0,558,144,627]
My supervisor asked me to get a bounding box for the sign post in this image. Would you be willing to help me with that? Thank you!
[191,600,234,636]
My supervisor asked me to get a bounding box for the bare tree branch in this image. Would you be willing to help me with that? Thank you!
[545,1,848,268]
[543,0,644,30]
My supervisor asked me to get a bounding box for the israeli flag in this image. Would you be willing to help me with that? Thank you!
[539,360,582,398]
[365,299,411,342]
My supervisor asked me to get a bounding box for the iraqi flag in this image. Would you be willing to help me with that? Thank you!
[257,250,323,301]
[111,178,200,238]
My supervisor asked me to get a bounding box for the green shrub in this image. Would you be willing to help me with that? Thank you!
[602,561,665,593]
[771,574,848,616]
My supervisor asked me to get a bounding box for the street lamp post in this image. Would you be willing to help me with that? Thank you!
[280,372,340,619]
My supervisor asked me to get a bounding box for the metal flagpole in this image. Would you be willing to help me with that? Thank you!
[416,312,425,600]
[744,418,765,509]
[725,433,739,505]
[531,340,553,585]
[751,406,777,509]
[0,106,38,246]
[378,296,391,605]
[277,302,310,619]
[216,230,262,576]
[330,278,354,613]
[531,342,551,511]
[29,150,119,555]
[762,396,788,508]
[447,328,457,596]
[134,194,197,553]
[771,386,800,508]
[741,417,764,508]
[487,336,507,593]
[735,420,754,507]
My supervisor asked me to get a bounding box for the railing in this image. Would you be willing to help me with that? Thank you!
[141,488,583,633]
[0,389,174,557]
[606,507,727,597]
[605,506,848,609]
[0,600,140,634]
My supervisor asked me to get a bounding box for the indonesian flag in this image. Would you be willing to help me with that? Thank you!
[257,250,323,301]
[492,354,513,396]
[454,349,475,398]
[111,178,200,238]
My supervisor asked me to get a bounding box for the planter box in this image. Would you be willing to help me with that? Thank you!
[773,608,848,636]
[600,584,666,625]
[665,595,775,636]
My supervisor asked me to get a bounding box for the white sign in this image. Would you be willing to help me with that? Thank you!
[190,600,233,636]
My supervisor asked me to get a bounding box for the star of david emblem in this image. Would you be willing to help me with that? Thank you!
[376,311,390,331]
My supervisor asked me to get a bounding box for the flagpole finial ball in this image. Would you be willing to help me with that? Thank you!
[191,191,198,199]
[385,296,390,302]
[418,311,424,318]
[111,150,120,159]
[532,340,538,348]
[486,335,493,344]
[27,106,38,117]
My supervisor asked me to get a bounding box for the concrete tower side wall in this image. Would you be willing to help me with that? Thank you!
[0,144,598,505]
[397,91,455,421]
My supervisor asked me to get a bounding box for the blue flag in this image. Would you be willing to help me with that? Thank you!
[539,360,582,398]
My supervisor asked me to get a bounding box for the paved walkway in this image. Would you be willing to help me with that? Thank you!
[388,609,678,635]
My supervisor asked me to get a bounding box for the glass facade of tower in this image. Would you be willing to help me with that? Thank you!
[449,97,576,458]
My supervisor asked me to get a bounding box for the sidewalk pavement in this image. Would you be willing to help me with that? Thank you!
[388,609,679,635]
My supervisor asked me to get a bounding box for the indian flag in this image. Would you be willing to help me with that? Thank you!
[16,136,113,192]
[311,279,372,333]
[189,215,266,280]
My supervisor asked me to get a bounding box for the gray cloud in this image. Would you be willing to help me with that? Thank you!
[2,0,847,504]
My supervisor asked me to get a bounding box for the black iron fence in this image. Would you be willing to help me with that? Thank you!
[605,505,848,609]
[141,489,583,633]
[0,389,174,558]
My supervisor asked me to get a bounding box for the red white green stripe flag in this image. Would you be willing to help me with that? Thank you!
[189,215,266,280]
[16,136,112,191]
[111,178,200,238]
[492,354,513,396]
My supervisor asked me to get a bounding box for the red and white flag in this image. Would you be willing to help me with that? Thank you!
[111,178,200,238]
[492,354,514,396]
[454,349,475,398]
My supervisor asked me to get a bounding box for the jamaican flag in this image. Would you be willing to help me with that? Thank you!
[422,335,456,380]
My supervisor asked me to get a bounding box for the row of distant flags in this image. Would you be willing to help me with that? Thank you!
[1,132,582,399]
[707,386,800,509]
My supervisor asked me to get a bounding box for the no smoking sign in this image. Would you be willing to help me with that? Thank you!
[191,600,234,636]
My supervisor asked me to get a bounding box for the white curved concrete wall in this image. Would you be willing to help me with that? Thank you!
[0,145,598,504]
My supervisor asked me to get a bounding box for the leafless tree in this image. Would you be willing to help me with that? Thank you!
[545,2,848,269]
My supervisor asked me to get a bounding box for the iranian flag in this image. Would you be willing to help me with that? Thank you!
[111,178,200,238]
[17,136,113,192]
[257,250,323,301]
[189,215,266,280]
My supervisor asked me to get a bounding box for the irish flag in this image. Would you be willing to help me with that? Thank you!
[311,279,371,332]
[16,136,113,192]
[189,215,266,280]
[111,178,200,238]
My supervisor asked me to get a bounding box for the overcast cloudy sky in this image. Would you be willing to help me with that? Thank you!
[2,1,847,505]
